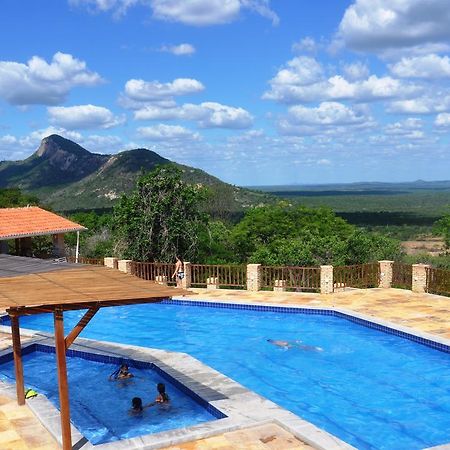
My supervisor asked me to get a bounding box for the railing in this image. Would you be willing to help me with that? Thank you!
[131,262,177,286]
[392,262,412,290]
[426,267,450,297]
[191,264,246,288]
[261,266,320,292]
[66,256,104,265]
[333,263,380,290]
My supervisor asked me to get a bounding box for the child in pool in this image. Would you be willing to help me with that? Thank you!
[109,364,134,381]
[148,383,170,406]
[129,397,145,415]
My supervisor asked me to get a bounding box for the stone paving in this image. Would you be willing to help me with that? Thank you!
[164,423,314,449]
[0,287,448,450]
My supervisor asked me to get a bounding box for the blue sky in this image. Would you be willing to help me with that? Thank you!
[0,0,449,186]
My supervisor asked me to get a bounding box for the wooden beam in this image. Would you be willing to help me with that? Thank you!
[54,307,72,450]
[10,314,25,405]
[65,306,99,349]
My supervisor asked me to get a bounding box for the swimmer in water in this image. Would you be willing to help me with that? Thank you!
[267,339,323,352]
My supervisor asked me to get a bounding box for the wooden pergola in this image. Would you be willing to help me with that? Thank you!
[0,263,190,450]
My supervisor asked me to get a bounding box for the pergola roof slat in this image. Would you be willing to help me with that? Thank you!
[0,264,190,313]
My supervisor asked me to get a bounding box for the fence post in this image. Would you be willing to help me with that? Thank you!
[320,265,333,294]
[247,264,261,291]
[104,257,118,269]
[183,262,191,289]
[378,260,394,288]
[118,259,133,274]
[412,264,430,293]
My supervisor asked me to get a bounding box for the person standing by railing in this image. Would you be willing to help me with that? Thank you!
[172,256,184,288]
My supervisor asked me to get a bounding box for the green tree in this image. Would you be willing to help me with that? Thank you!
[434,213,450,249]
[0,188,39,208]
[112,165,208,261]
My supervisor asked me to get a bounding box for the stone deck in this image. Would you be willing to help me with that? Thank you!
[0,288,449,450]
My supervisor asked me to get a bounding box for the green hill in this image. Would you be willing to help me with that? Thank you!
[0,134,272,216]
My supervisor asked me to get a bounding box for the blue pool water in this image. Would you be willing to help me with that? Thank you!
[5,301,450,449]
[0,350,215,444]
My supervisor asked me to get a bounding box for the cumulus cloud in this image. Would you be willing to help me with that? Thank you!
[384,118,426,139]
[0,52,103,105]
[48,104,125,129]
[70,0,279,25]
[342,61,370,80]
[390,54,450,79]
[160,43,196,56]
[134,101,253,128]
[292,37,318,53]
[278,102,373,136]
[435,112,450,127]
[124,78,204,103]
[389,93,450,114]
[263,56,419,103]
[337,0,450,54]
[137,124,200,141]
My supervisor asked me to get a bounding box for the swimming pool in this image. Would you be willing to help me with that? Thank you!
[0,348,217,444]
[5,300,450,449]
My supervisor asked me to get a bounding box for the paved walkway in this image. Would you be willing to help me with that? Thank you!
[0,287,448,449]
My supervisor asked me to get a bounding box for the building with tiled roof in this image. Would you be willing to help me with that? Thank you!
[0,206,86,257]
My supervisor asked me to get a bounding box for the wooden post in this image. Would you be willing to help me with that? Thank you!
[65,306,99,349]
[54,307,72,450]
[10,314,25,405]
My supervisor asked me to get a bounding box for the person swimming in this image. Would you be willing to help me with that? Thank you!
[148,383,170,407]
[129,397,146,415]
[109,364,134,380]
[267,339,323,351]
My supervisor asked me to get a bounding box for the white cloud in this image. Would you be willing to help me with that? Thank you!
[385,118,422,134]
[70,0,279,25]
[284,102,368,126]
[435,112,450,127]
[137,124,200,141]
[292,37,318,53]
[124,78,204,102]
[390,54,450,79]
[0,52,103,105]
[160,43,196,56]
[342,61,370,80]
[278,102,374,136]
[337,0,450,54]
[264,57,418,103]
[317,158,331,165]
[389,94,450,114]
[135,102,253,129]
[48,104,125,129]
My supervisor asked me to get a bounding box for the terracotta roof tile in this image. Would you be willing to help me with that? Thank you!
[0,206,86,240]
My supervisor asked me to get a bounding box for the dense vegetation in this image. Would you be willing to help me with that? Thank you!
[1,178,449,268]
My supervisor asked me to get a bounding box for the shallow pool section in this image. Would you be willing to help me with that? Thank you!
[8,301,450,450]
[0,348,217,444]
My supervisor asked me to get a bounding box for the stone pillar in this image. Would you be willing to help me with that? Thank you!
[273,279,286,292]
[412,264,430,293]
[155,275,168,285]
[52,233,66,257]
[320,265,333,294]
[118,259,132,274]
[104,257,118,269]
[378,260,394,289]
[247,264,262,291]
[182,262,191,289]
[207,277,219,289]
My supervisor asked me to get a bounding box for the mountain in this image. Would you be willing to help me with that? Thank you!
[0,135,272,216]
